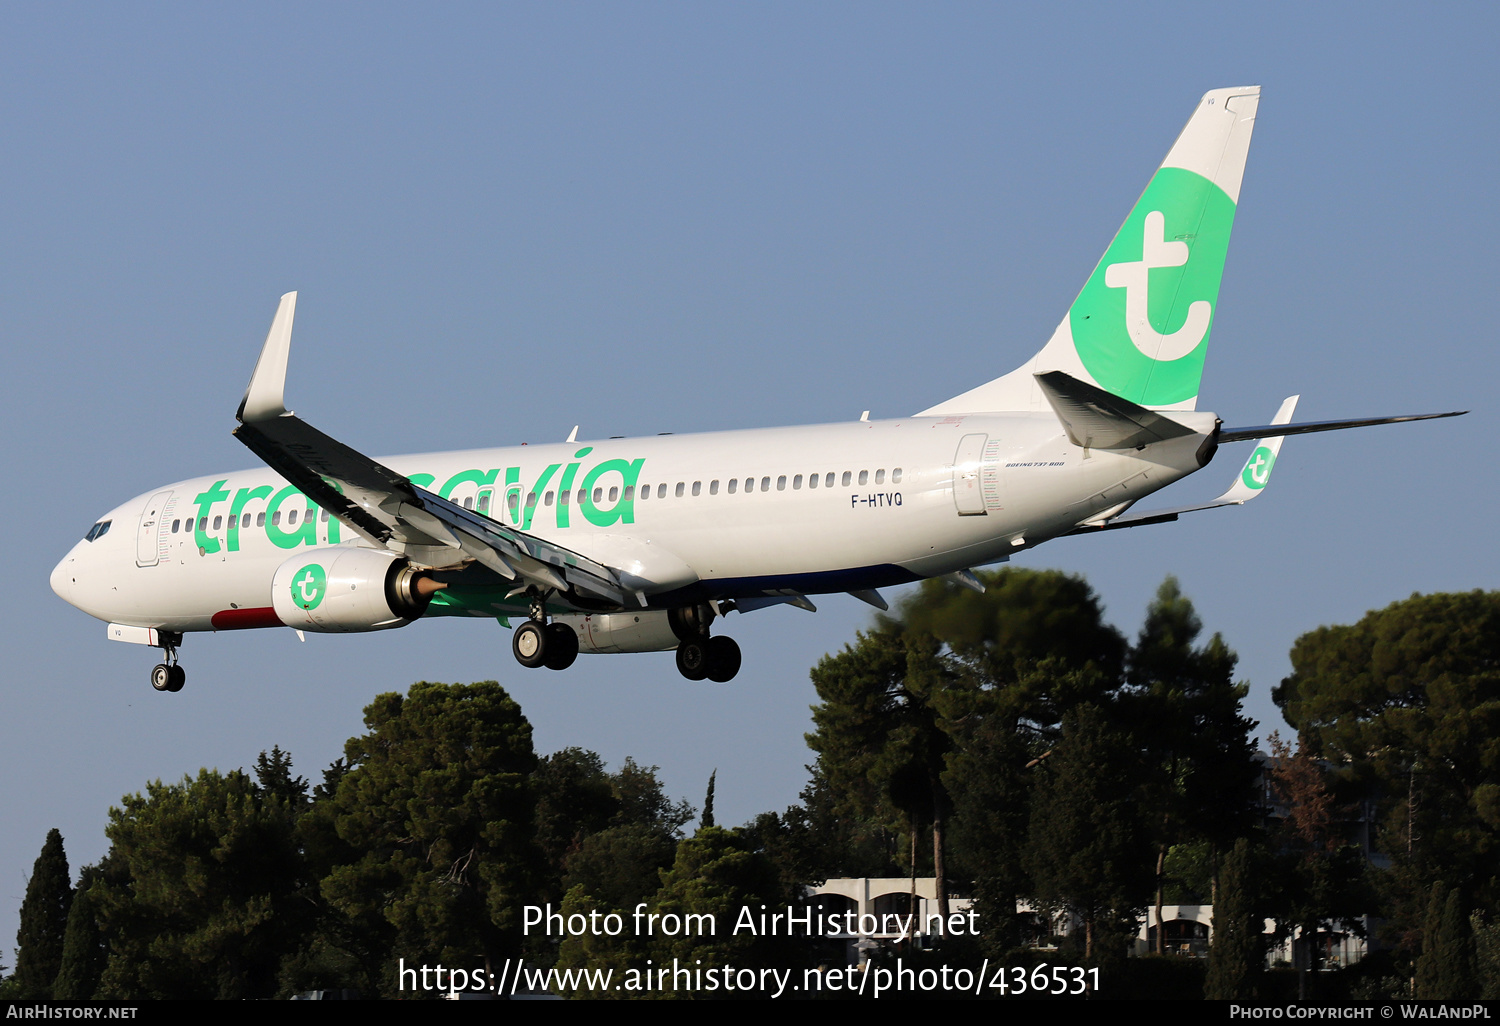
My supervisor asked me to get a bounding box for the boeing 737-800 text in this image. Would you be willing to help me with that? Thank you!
[50,87,1462,691]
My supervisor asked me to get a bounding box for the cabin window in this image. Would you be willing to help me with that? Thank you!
[463,496,473,510]
[306,508,315,522]
[893,467,903,482]
[841,471,851,486]
[245,513,254,528]
[675,482,685,498]
[793,474,803,489]
[544,491,554,506]
[256,512,266,527]
[170,520,180,534]
[578,489,587,506]
[624,485,634,500]
[609,486,619,502]
[709,480,719,495]
[320,509,329,523]
[728,478,737,494]
[761,476,771,492]
[777,475,787,491]
[288,510,298,525]
[478,494,491,513]
[808,473,818,489]
[859,470,869,485]
[526,492,538,508]
[593,487,603,503]
[876,469,885,484]
[691,481,700,497]
[826,472,835,487]
[270,512,280,527]
[507,492,520,512]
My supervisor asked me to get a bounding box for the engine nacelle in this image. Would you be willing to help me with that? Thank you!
[272,548,437,633]
[553,611,680,654]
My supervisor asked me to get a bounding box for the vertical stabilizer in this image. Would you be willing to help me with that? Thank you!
[918,87,1260,417]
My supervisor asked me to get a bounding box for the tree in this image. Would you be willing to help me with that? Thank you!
[1416,882,1478,999]
[52,864,106,1001]
[1124,577,1258,952]
[1274,591,1500,910]
[319,681,541,994]
[1205,837,1268,999]
[91,767,308,999]
[1026,703,1153,964]
[701,770,717,830]
[12,829,72,999]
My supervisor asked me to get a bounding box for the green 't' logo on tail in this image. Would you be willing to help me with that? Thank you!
[1069,167,1238,406]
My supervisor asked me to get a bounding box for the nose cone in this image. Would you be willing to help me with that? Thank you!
[51,549,76,606]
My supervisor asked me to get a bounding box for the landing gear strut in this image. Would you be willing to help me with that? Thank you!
[150,633,185,693]
[671,603,741,682]
[511,591,579,672]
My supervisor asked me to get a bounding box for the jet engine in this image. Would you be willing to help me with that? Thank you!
[271,548,442,633]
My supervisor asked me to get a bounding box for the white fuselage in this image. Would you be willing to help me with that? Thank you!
[51,410,1214,634]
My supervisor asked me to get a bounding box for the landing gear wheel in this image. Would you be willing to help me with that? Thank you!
[543,623,579,670]
[166,664,186,692]
[512,620,549,669]
[676,639,710,681]
[705,636,741,683]
[151,663,172,692]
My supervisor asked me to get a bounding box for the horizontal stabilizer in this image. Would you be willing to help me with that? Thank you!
[1218,409,1465,443]
[1035,371,1196,449]
[1073,394,1299,532]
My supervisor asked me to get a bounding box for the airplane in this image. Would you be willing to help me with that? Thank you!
[50,86,1463,693]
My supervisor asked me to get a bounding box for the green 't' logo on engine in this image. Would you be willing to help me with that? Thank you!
[1241,446,1276,490]
[292,564,327,610]
[1069,166,1237,407]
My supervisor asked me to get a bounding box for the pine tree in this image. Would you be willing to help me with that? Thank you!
[13,829,72,999]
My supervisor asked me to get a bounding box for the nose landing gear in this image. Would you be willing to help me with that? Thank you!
[150,634,186,693]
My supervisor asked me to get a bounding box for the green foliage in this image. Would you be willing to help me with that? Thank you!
[52,864,106,1000]
[1416,882,1478,999]
[12,828,72,999]
[1205,837,1268,999]
[701,770,716,830]
[1025,703,1153,964]
[92,768,307,999]
[1275,591,1500,908]
[320,681,540,993]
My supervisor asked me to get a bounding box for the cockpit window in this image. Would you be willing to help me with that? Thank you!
[84,520,112,542]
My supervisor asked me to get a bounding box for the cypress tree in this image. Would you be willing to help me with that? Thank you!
[701,770,716,830]
[13,829,72,999]
[1204,838,1264,999]
[52,865,106,1000]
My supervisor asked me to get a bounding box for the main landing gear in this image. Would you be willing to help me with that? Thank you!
[670,601,741,683]
[511,593,579,672]
[150,633,186,693]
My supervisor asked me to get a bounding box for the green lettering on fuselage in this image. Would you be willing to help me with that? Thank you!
[192,480,231,553]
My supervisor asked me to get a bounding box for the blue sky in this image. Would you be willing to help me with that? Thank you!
[3,3,1496,954]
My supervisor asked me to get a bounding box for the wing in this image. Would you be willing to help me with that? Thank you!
[232,293,628,607]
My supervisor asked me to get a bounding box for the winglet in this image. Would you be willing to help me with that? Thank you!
[237,292,297,423]
[1213,394,1298,503]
